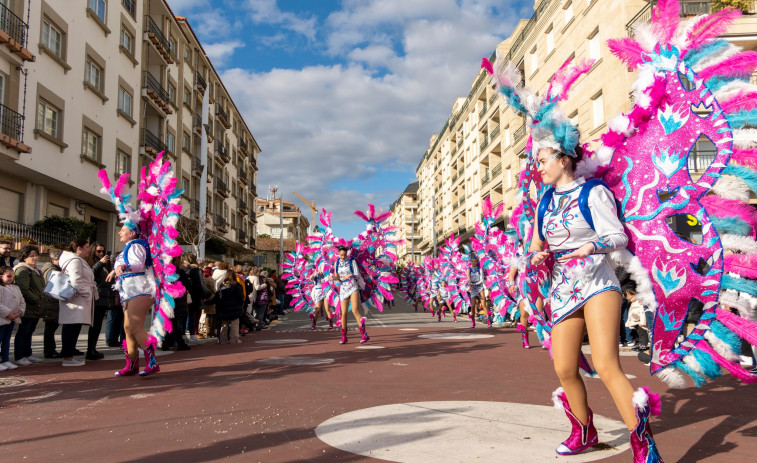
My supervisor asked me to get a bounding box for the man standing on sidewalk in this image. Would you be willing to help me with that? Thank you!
[0,240,18,268]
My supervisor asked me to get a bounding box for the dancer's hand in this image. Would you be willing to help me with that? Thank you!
[106,270,116,282]
[557,243,594,261]
[531,252,549,266]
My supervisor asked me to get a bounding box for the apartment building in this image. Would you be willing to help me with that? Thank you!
[0,0,260,256]
[388,181,420,265]
[415,0,757,257]
[255,198,310,244]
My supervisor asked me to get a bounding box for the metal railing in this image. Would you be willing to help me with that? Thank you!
[0,2,29,48]
[145,16,169,52]
[237,167,248,182]
[513,125,527,143]
[482,173,491,187]
[196,71,207,90]
[249,237,256,248]
[238,229,247,242]
[216,104,228,122]
[491,125,500,139]
[214,214,228,229]
[0,218,77,247]
[193,200,200,213]
[143,72,169,103]
[682,1,711,15]
[489,93,498,104]
[142,128,167,153]
[457,166,464,177]
[481,134,490,151]
[194,114,202,131]
[688,151,716,172]
[479,104,488,118]
[122,0,136,18]
[240,139,248,153]
[192,156,203,173]
[214,177,228,194]
[238,198,248,212]
[492,163,502,177]
[216,140,229,161]
[0,103,24,143]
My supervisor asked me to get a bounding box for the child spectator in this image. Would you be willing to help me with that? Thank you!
[0,266,25,371]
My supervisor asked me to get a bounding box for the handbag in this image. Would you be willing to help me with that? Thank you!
[43,260,76,302]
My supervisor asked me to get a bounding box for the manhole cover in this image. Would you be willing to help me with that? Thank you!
[0,378,28,388]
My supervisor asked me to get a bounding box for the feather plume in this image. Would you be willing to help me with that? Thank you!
[725,253,757,279]
[701,195,757,228]
[685,8,742,51]
[549,58,595,102]
[731,147,757,170]
[712,174,750,201]
[716,307,757,347]
[720,91,757,114]
[651,0,681,43]
[698,341,757,383]
[698,50,757,81]
[720,234,757,254]
[724,163,757,193]
[719,289,756,318]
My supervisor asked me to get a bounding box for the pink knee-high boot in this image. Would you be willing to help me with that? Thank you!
[339,328,348,344]
[631,387,664,463]
[552,387,598,455]
[139,336,160,377]
[516,323,531,349]
[310,313,317,330]
[115,352,138,376]
[359,317,369,344]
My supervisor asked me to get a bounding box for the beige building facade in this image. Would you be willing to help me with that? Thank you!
[0,0,260,256]
[255,199,310,243]
[388,181,420,265]
[415,0,757,257]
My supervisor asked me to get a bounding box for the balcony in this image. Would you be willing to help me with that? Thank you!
[142,72,171,114]
[144,16,173,64]
[238,166,249,185]
[216,140,230,164]
[239,139,249,156]
[194,114,203,135]
[238,198,249,215]
[196,71,207,95]
[0,3,34,61]
[0,218,76,247]
[248,236,256,249]
[193,199,200,215]
[250,183,257,197]
[192,156,203,176]
[216,105,231,129]
[457,166,464,177]
[513,125,527,143]
[491,125,500,139]
[237,229,247,244]
[482,173,491,187]
[249,155,257,171]
[479,104,488,118]
[122,0,136,18]
[481,134,490,151]
[492,163,502,178]
[489,93,498,105]
[141,129,166,156]
[214,177,229,198]
[0,104,30,153]
[214,214,228,233]
[625,2,737,36]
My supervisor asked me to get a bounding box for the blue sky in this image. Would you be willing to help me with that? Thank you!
[168,0,532,239]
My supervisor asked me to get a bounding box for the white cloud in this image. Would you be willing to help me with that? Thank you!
[245,0,318,41]
[221,0,525,230]
[203,40,245,67]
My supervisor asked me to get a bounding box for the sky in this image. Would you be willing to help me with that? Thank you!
[168,0,533,239]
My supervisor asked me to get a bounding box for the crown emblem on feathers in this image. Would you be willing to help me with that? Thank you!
[643,43,680,72]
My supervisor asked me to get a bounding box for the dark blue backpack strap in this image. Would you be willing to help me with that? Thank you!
[578,179,611,232]
[537,187,556,242]
[123,239,152,269]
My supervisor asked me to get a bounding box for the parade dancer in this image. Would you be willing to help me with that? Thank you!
[467,256,486,328]
[98,154,185,377]
[309,267,334,330]
[332,246,369,344]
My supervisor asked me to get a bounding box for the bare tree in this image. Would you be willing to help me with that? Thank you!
[176,214,222,257]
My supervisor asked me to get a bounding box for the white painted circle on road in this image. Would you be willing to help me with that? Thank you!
[258,356,334,366]
[418,333,494,340]
[316,401,628,462]
[255,339,309,344]
[399,328,419,331]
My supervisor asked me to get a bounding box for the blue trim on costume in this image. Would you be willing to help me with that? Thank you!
[537,187,556,242]
[551,286,622,325]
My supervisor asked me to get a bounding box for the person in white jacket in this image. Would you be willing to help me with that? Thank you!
[0,266,25,371]
[58,239,97,367]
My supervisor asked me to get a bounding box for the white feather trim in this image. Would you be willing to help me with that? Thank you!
[633,22,659,51]
[657,366,689,389]
[714,80,757,104]
[595,145,615,165]
[719,289,757,318]
[682,354,704,374]
[691,43,741,73]
[720,234,757,254]
[733,129,757,149]
[551,387,566,410]
[632,387,649,410]
[704,330,740,361]
[608,114,631,134]
[712,175,750,201]
[672,15,705,50]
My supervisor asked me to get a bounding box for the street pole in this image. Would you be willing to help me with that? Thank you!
[411,205,416,264]
[279,196,284,270]
[432,195,437,258]
[198,78,210,261]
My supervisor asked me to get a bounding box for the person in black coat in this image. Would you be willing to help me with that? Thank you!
[87,243,115,360]
[164,256,192,351]
[184,255,208,342]
[211,270,244,344]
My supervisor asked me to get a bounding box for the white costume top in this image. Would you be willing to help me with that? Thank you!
[114,240,157,302]
[539,177,627,324]
[335,258,364,300]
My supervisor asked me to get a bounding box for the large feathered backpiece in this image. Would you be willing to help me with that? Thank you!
[282,242,316,313]
[595,0,757,387]
[98,153,185,346]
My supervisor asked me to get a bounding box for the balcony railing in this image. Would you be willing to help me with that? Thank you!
[192,156,203,175]
[249,236,256,249]
[482,173,491,187]
[0,103,24,144]
[145,16,169,54]
[0,218,77,247]
[239,139,249,154]
[194,114,202,134]
[216,140,230,163]
[491,125,500,139]
[492,163,502,177]
[214,214,228,230]
[238,167,248,183]
[216,104,228,121]
[122,0,136,18]
[481,134,490,151]
[238,198,248,214]
[513,125,527,143]
[193,199,200,214]
[237,229,247,243]
[688,151,716,172]
[196,71,207,93]
[141,128,166,155]
[143,72,169,106]
[214,177,229,196]
[682,1,711,16]
[0,2,29,49]
[489,93,498,104]
[457,166,464,177]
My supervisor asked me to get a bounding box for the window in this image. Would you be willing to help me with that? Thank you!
[564,1,573,24]
[223,203,229,221]
[182,131,190,152]
[82,128,100,160]
[589,30,600,61]
[89,0,106,22]
[85,58,103,90]
[592,93,604,128]
[116,149,130,175]
[118,86,132,117]
[183,87,191,105]
[42,19,63,57]
[168,82,176,105]
[182,176,190,196]
[37,100,59,138]
[166,132,175,153]
[504,128,511,147]
[184,45,192,64]
[546,26,554,54]
[120,27,133,54]
[168,35,177,57]
[530,47,538,74]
